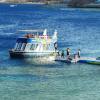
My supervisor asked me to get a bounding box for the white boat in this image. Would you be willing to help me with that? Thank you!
[9,29,58,60]
[10,5,17,7]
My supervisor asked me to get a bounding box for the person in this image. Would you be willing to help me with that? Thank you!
[25,33,29,38]
[61,50,64,58]
[55,51,60,59]
[54,42,57,52]
[57,51,60,57]
[66,48,70,56]
[77,49,81,58]
[66,48,71,60]
[74,54,78,63]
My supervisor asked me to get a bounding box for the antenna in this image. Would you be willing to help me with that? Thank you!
[43,29,47,35]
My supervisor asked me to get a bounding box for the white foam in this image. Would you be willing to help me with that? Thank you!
[0,24,16,35]
[60,8,76,11]
[0,32,15,36]
[0,25,15,29]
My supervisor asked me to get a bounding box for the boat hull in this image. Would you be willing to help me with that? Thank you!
[9,50,56,59]
[78,57,100,65]
[55,57,100,65]
[79,60,100,65]
[9,51,25,58]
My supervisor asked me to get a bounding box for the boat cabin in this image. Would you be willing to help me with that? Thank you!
[13,32,53,52]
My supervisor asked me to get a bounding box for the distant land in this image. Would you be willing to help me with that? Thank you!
[67,0,100,8]
[0,0,100,8]
[0,0,64,4]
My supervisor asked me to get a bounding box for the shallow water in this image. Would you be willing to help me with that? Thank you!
[0,4,100,100]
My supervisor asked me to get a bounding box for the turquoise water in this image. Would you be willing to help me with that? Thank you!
[0,4,100,100]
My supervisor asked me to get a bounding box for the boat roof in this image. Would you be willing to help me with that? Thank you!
[17,37,41,43]
[18,29,44,33]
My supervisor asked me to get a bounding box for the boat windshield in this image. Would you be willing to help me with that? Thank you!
[30,44,38,50]
[14,43,26,51]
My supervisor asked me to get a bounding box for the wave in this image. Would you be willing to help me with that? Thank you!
[0,32,15,36]
[0,24,15,29]
[0,24,17,36]
[60,8,77,11]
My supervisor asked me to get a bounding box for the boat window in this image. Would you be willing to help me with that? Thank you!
[30,44,35,50]
[25,43,31,51]
[16,43,22,50]
[36,44,38,48]
[43,44,46,50]
[15,43,19,50]
[46,44,50,50]
[14,43,18,50]
[30,44,38,50]
[43,43,49,50]
[21,43,26,51]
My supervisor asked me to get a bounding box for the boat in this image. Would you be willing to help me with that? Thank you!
[55,56,100,65]
[9,29,58,60]
[79,57,100,65]
[10,5,17,7]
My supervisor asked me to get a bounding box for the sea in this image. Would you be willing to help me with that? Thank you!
[0,3,100,100]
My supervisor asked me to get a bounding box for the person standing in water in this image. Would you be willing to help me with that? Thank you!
[73,49,81,63]
[77,49,81,58]
[74,54,78,63]
[66,48,70,60]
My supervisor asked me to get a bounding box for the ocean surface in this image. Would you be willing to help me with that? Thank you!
[0,3,100,100]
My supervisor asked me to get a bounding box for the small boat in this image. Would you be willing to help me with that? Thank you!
[9,29,58,60]
[55,56,100,65]
[10,5,17,7]
[79,57,100,65]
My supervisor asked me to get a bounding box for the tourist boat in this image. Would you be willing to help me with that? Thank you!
[9,29,58,60]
